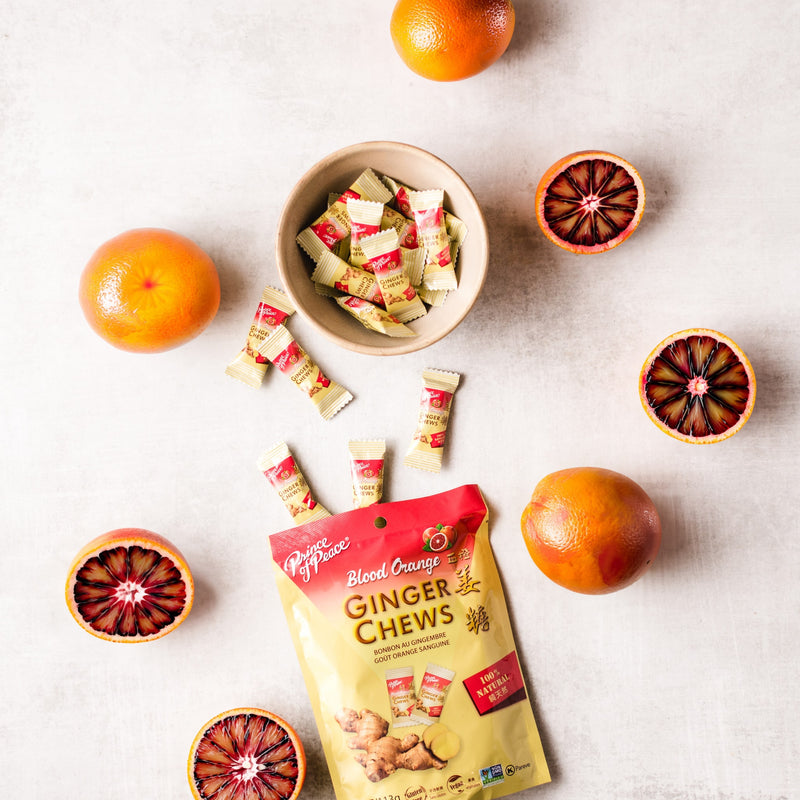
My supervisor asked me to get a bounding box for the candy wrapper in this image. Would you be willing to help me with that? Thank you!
[258,325,353,421]
[268,484,550,799]
[360,229,427,324]
[348,439,386,508]
[405,369,460,472]
[297,168,392,263]
[409,189,458,292]
[311,251,385,306]
[335,296,415,338]
[258,441,331,525]
[225,286,295,387]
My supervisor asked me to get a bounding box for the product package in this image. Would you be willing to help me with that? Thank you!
[268,484,550,800]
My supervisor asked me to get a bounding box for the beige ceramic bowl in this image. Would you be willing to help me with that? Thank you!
[275,141,489,355]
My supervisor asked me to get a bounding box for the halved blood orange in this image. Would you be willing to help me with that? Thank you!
[188,708,306,800]
[639,328,756,444]
[65,527,194,642]
[535,151,645,253]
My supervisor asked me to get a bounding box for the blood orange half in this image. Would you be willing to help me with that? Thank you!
[639,328,756,444]
[535,151,645,253]
[65,527,194,642]
[188,708,306,800]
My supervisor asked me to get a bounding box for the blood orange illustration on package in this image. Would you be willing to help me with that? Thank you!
[267,485,550,800]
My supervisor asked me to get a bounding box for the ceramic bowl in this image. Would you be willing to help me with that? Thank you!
[275,141,489,355]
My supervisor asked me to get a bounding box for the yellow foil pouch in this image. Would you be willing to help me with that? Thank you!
[268,484,550,799]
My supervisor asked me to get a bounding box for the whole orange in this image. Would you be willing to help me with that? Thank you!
[79,228,220,353]
[390,0,515,82]
[520,467,661,595]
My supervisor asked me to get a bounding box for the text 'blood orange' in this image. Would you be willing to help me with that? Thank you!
[188,708,306,800]
[521,468,661,595]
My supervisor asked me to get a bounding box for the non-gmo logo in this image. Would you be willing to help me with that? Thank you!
[479,764,505,788]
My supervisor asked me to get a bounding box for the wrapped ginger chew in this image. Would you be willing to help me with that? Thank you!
[268,485,550,799]
[405,369,460,473]
[258,325,353,421]
[335,296,416,338]
[297,168,392,262]
[225,285,295,387]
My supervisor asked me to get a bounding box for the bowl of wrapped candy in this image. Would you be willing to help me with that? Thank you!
[275,141,489,355]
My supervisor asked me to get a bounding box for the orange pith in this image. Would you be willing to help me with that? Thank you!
[79,227,220,353]
[535,151,645,253]
[65,528,194,642]
[639,328,756,444]
[520,468,661,595]
[390,0,515,82]
[188,708,306,800]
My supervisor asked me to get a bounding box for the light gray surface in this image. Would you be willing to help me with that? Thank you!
[2,2,798,798]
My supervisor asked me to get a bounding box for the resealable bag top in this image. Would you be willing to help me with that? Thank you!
[268,484,550,800]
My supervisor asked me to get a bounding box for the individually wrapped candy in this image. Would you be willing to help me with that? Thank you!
[297,168,392,263]
[258,325,353,421]
[385,665,424,728]
[348,439,386,509]
[225,286,295,387]
[360,229,427,324]
[382,174,415,219]
[347,199,384,267]
[335,296,416,338]
[381,205,419,249]
[409,189,458,292]
[415,663,456,722]
[257,441,331,525]
[311,250,384,306]
[404,369,461,472]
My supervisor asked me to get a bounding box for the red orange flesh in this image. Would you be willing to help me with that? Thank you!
[639,328,756,443]
[65,528,194,642]
[188,708,306,800]
[535,151,645,253]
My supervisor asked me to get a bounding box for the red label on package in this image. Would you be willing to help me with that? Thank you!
[254,301,289,329]
[352,458,382,481]
[272,341,303,373]
[263,456,296,490]
[462,652,527,716]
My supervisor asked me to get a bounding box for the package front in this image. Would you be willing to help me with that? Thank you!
[268,485,550,800]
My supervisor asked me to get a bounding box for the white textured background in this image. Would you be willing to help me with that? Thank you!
[2,1,798,798]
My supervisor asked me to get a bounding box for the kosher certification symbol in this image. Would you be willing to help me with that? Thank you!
[505,764,516,776]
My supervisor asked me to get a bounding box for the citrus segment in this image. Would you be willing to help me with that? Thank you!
[535,151,645,253]
[390,0,515,82]
[520,467,661,595]
[639,328,756,443]
[79,227,220,353]
[188,708,306,800]
[65,528,194,642]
